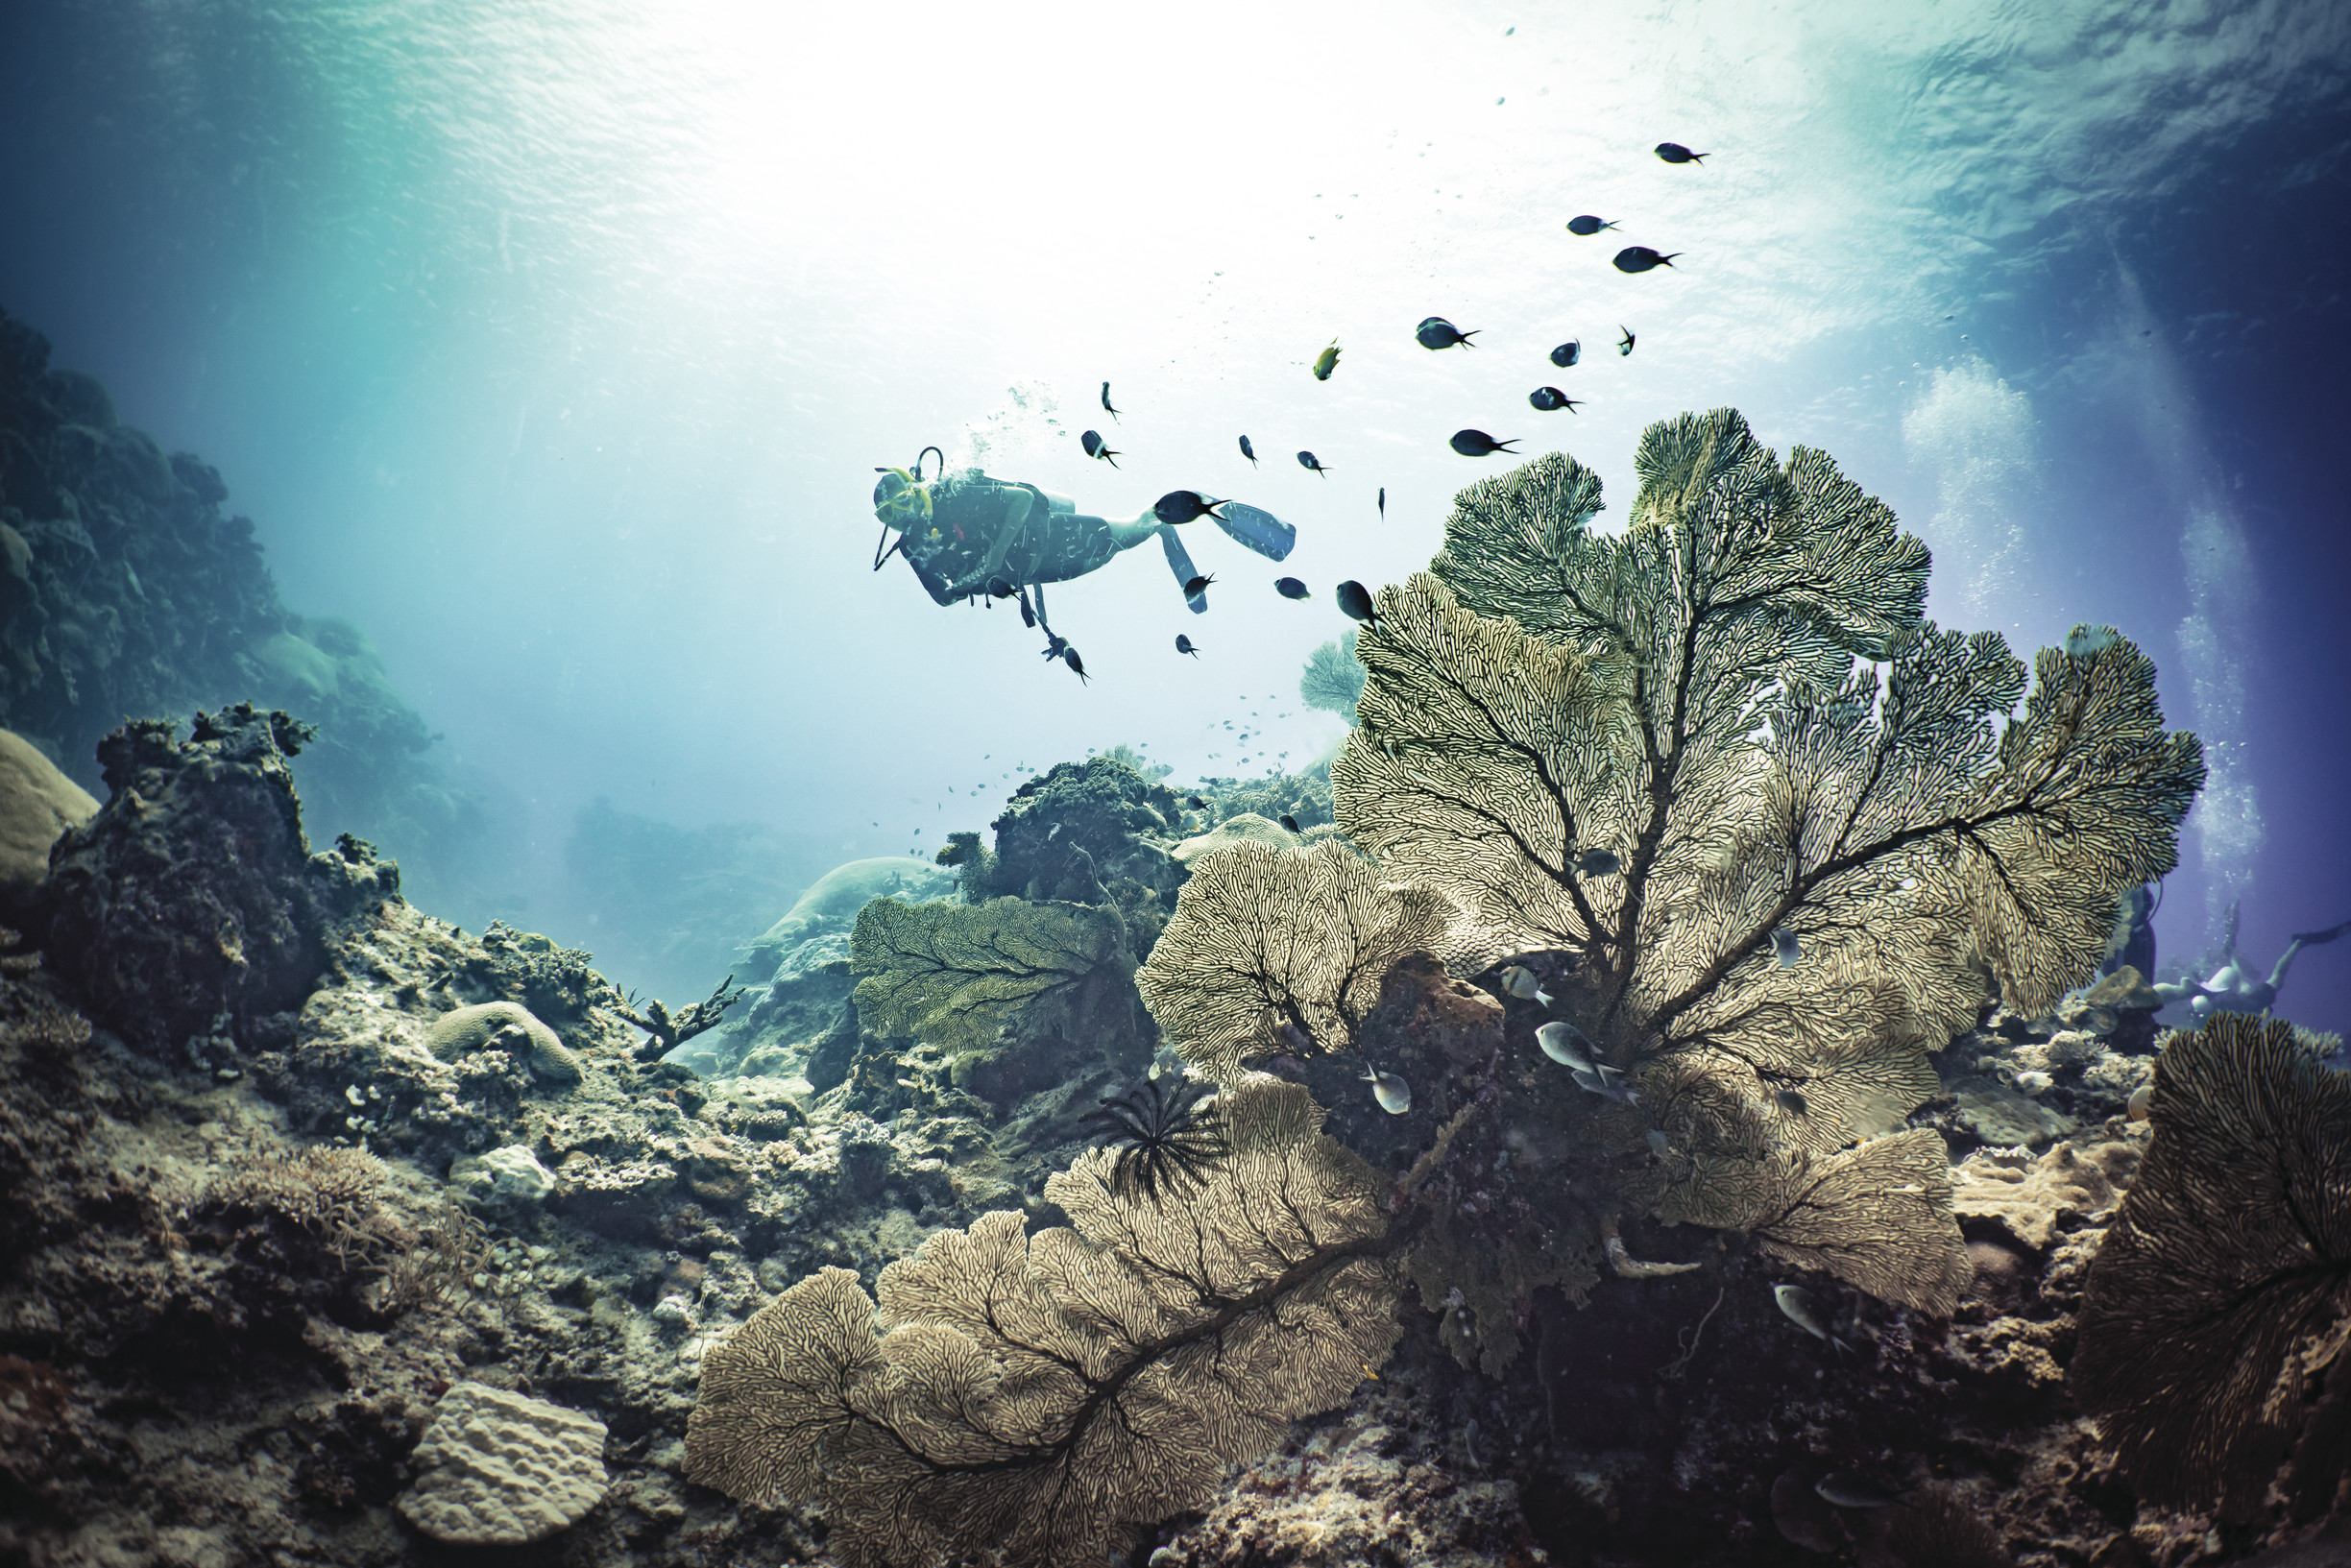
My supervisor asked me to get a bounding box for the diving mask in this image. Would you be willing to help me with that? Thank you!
[872,467,934,529]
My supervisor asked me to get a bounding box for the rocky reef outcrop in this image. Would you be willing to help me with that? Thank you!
[0,309,478,902]
[36,704,394,1054]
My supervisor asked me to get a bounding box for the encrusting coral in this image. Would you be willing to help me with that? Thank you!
[688,409,2205,1553]
[2072,1012,2351,1523]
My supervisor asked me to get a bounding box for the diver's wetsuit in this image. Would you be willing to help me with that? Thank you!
[901,471,1144,606]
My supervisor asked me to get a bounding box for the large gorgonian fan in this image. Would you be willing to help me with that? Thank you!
[1329,409,2201,1315]
[686,1080,1396,1568]
[1134,836,1463,1082]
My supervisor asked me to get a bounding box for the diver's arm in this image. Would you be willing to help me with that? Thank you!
[938,487,1035,598]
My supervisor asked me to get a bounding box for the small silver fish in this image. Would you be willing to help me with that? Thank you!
[1570,1064,1639,1106]
[1646,1129,1671,1158]
[1575,848,1620,877]
[1536,1020,1595,1072]
[1776,1087,1807,1116]
[1815,1473,1911,1510]
[1498,965,1553,1005]
[1362,1065,1412,1115]
[1771,928,1802,968]
[1773,1284,1853,1354]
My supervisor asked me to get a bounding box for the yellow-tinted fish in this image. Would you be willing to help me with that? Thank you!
[1312,340,1342,381]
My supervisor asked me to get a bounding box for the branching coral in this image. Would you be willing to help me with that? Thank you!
[851,895,1132,1056]
[2072,1013,2351,1521]
[686,1080,1396,1568]
[618,974,747,1063]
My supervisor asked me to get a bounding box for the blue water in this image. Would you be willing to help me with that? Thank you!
[2,0,2346,1027]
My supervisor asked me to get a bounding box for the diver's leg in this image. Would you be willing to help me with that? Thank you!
[1158,524,1207,609]
[2266,917,2351,997]
[1103,513,1163,550]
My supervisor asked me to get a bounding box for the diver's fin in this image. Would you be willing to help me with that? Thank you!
[1211,502,1297,563]
[1159,525,1209,614]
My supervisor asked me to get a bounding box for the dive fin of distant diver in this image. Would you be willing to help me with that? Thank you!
[1210,502,1297,562]
[1159,524,1210,613]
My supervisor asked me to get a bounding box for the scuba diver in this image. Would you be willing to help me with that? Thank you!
[2152,898,2351,1021]
[870,447,1295,669]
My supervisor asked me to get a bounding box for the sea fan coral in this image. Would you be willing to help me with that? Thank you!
[686,1080,1394,1568]
[1139,409,2200,1362]
[1299,628,1366,719]
[2072,1012,2351,1521]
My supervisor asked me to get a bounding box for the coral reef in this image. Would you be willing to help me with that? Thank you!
[679,413,2210,1568]
[9,408,2311,1568]
[686,1081,1398,1568]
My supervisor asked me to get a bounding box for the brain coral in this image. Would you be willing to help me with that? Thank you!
[424,1000,581,1084]
[397,1382,609,1545]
